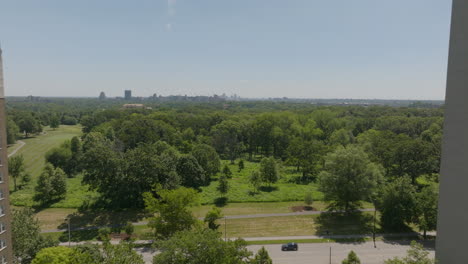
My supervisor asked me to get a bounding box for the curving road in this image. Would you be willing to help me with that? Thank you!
[8,140,25,157]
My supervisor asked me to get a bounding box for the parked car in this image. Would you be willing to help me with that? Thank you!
[281,242,298,251]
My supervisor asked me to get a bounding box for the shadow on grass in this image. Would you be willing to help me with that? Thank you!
[259,186,278,192]
[314,211,374,244]
[58,229,100,242]
[381,236,436,250]
[214,197,228,207]
[56,207,149,231]
[247,190,257,196]
[33,198,65,212]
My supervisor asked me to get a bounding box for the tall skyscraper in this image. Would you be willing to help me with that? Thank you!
[0,47,14,263]
[124,90,132,100]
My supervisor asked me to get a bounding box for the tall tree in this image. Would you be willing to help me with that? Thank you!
[391,137,434,184]
[217,175,230,197]
[286,138,326,182]
[143,186,199,239]
[342,251,361,264]
[49,115,60,130]
[45,146,73,175]
[34,164,67,203]
[318,146,383,212]
[32,247,79,264]
[176,155,206,188]
[17,114,42,137]
[12,208,57,264]
[252,247,273,264]
[259,157,280,185]
[8,154,25,191]
[153,228,253,264]
[377,178,418,231]
[211,120,244,163]
[415,184,439,239]
[7,117,19,144]
[204,207,222,230]
[249,171,262,193]
[191,144,221,180]
[222,164,233,179]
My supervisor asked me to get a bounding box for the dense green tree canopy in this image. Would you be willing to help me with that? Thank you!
[153,228,253,264]
[35,164,67,204]
[318,146,383,212]
[8,154,25,191]
[191,144,221,178]
[259,157,280,185]
[12,208,57,264]
[7,117,19,144]
[377,178,418,231]
[143,186,199,239]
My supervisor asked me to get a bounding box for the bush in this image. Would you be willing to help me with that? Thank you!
[238,159,245,172]
[98,227,111,242]
[222,164,233,179]
[304,192,313,206]
[124,222,134,237]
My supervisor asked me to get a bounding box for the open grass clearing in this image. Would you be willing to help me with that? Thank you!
[221,212,379,238]
[200,160,324,204]
[8,125,100,208]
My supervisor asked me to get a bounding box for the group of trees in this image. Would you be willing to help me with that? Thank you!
[143,184,273,264]
[74,105,441,184]
[6,104,81,143]
[45,136,83,177]
[8,154,30,191]
[79,131,221,207]
[31,102,442,233]
[12,208,57,263]
[317,145,439,233]
[341,243,436,264]
[8,112,43,138]
[34,164,67,204]
[31,243,144,264]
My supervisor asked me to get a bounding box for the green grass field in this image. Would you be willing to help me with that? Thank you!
[41,211,380,242]
[8,125,99,208]
[200,160,324,204]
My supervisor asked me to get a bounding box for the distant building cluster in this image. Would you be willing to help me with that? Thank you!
[122,104,153,110]
[87,90,444,108]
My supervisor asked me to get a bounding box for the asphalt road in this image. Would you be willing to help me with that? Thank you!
[136,240,435,264]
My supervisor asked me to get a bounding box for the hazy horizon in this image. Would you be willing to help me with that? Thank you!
[0,1,452,100]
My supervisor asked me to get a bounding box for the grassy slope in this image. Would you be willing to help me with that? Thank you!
[200,161,324,204]
[9,125,99,208]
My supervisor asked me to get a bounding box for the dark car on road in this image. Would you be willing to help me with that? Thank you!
[281,242,298,251]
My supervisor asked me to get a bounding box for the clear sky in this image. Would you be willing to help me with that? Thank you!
[0,0,452,99]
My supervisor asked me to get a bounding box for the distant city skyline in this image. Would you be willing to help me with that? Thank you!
[0,1,452,100]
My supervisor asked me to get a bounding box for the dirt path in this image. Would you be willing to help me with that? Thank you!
[8,140,25,157]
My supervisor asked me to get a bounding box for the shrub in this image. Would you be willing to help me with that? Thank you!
[304,192,313,206]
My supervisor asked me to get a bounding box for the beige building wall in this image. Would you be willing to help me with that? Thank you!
[436,0,468,262]
[0,48,14,262]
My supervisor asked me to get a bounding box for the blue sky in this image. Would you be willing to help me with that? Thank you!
[0,0,452,99]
